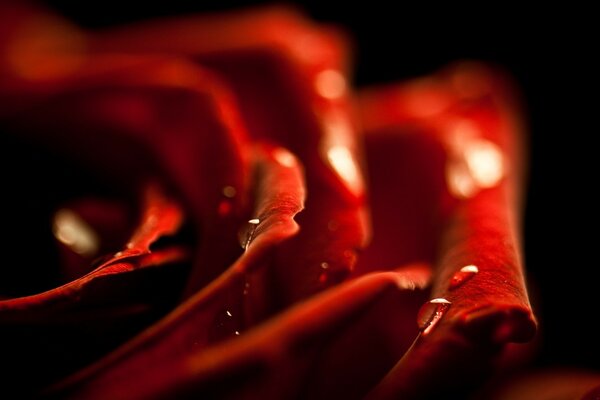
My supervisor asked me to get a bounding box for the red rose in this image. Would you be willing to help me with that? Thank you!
[0,4,537,399]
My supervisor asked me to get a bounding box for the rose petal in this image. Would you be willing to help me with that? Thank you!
[3,56,252,288]
[0,183,189,394]
[90,6,370,304]
[1,6,543,399]
[0,183,183,311]
[353,118,446,275]
[0,3,87,100]
[358,63,536,398]
[48,143,306,398]
[51,266,431,399]
[0,53,254,394]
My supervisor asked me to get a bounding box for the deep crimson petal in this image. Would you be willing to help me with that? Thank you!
[0,5,545,399]
[0,183,189,394]
[48,144,306,399]
[0,183,183,313]
[0,3,87,99]
[353,116,446,276]
[3,56,252,288]
[0,55,253,394]
[90,6,370,304]
[52,267,431,399]
[358,63,536,399]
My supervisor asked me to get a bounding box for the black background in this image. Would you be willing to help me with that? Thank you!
[40,0,599,371]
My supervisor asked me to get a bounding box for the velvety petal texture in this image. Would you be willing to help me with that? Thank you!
[0,4,543,399]
[360,64,536,399]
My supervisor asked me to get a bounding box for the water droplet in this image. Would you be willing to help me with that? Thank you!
[449,265,479,289]
[210,308,242,342]
[417,298,451,335]
[243,281,250,296]
[320,262,329,269]
[241,219,260,250]
[222,185,237,198]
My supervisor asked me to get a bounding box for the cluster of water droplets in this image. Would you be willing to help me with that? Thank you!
[209,308,242,343]
[416,264,479,335]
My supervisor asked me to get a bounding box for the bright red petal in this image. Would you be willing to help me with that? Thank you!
[360,63,536,398]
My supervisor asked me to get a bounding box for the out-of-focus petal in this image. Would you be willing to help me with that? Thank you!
[3,56,252,286]
[90,6,370,304]
[481,369,600,400]
[0,2,87,103]
[0,183,189,394]
[0,183,184,314]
